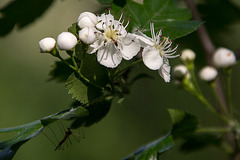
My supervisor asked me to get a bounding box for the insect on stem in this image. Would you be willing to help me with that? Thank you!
[54,128,72,151]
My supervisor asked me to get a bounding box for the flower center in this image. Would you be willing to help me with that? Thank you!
[104,28,118,42]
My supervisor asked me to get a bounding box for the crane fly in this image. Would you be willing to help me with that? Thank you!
[54,127,72,151]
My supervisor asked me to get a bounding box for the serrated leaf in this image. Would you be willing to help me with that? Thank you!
[125,0,202,39]
[168,109,199,138]
[0,0,54,37]
[65,73,102,104]
[124,133,174,160]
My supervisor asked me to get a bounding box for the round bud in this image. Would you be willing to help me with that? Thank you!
[39,37,56,53]
[173,65,189,80]
[213,47,236,68]
[57,32,77,50]
[77,12,98,29]
[180,49,196,62]
[79,27,97,44]
[199,66,218,82]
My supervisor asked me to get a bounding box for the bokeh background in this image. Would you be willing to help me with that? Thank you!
[0,0,240,159]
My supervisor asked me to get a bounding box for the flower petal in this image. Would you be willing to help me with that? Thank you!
[158,57,171,82]
[142,46,162,70]
[97,42,122,68]
[134,30,155,47]
[118,34,140,60]
[96,13,114,30]
[88,39,104,54]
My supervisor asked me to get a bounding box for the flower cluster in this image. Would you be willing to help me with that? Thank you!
[173,48,237,85]
[39,10,180,82]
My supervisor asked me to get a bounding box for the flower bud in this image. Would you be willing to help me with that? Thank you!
[39,37,56,53]
[213,47,236,68]
[199,66,218,82]
[180,49,196,62]
[77,12,98,29]
[79,26,97,44]
[57,32,77,50]
[173,65,189,80]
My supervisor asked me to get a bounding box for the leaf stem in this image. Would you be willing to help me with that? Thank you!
[196,93,228,122]
[56,54,76,71]
[188,63,201,94]
[183,82,229,123]
[210,82,229,116]
[76,49,104,90]
[225,68,233,117]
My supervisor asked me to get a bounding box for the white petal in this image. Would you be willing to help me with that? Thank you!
[142,46,162,70]
[88,39,104,54]
[96,13,114,30]
[118,34,140,60]
[97,43,122,68]
[158,57,171,82]
[134,30,155,47]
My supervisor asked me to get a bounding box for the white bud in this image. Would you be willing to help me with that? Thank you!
[199,66,218,81]
[77,12,98,29]
[173,65,189,80]
[79,27,97,44]
[213,47,236,68]
[180,49,196,62]
[39,37,56,53]
[57,32,77,50]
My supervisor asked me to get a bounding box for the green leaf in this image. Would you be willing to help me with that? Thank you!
[68,22,79,37]
[0,0,54,37]
[124,133,174,160]
[65,73,102,104]
[97,0,113,4]
[0,105,90,159]
[180,133,222,152]
[48,59,75,82]
[0,120,43,160]
[71,97,112,128]
[168,109,199,138]
[113,0,126,8]
[41,106,89,126]
[80,54,109,87]
[125,0,202,39]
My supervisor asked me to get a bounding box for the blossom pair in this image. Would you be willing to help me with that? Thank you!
[77,11,179,82]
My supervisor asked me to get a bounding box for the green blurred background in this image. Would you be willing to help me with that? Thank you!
[0,0,240,159]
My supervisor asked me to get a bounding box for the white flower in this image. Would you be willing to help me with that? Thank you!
[57,32,78,50]
[88,11,140,68]
[39,37,56,53]
[213,47,236,68]
[79,26,97,44]
[199,66,218,81]
[180,49,196,62]
[135,22,179,82]
[77,12,98,28]
[173,65,189,80]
